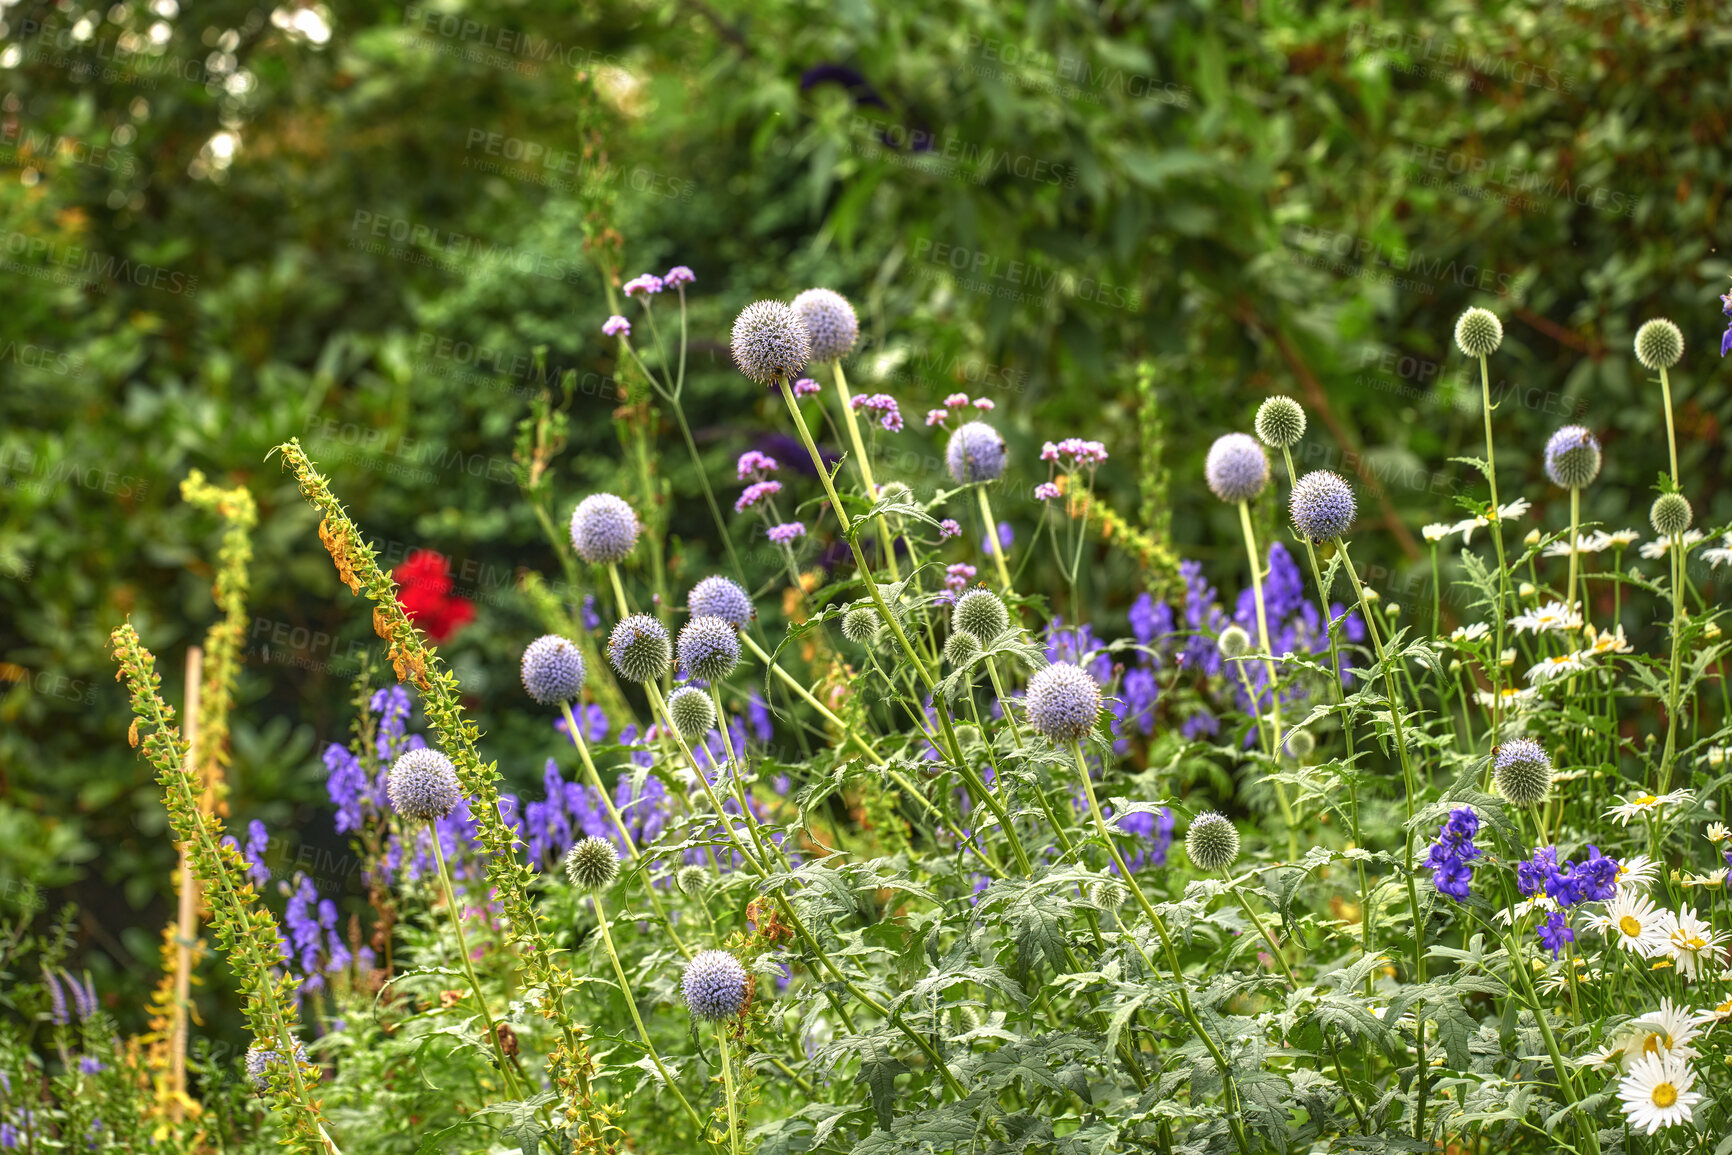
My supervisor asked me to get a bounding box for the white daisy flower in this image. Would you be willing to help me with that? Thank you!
[1496,893,1559,926]
[1708,746,1727,769]
[1680,869,1728,890]
[1602,529,1641,549]
[1527,652,1590,684]
[1616,854,1660,896]
[1497,497,1532,522]
[1706,823,1730,843]
[1474,686,1536,710]
[1700,533,1732,569]
[1579,626,1632,658]
[1639,529,1705,560]
[1542,533,1605,558]
[1617,1050,1701,1135]
[1607,791,1694,826]
[1592,999,1705,1072]
[1422,522,1453,543]
[1665,907,1728,980]
[1449,622,1490,643]
[1590,891,1671,957]
[1509,600,1583,635]
[1706,994,1732,1022]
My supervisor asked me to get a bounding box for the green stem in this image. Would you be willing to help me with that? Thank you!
[1478,352,1512,738]
[831,358,902,582]
[716,1029,742,1155]
[1659,365,1680,487]
[977,486,1014,592]
[429,832,521,1096]
[1659,532,1685,794]
[1238,500,1295,860]
[590,894,710,1139]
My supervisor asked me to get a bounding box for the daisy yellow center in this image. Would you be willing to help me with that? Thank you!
[1641,1032,1671,1056]
[1651,1082,1677,1109]
[1619,915,1643,937]
[1634,794,1658,807]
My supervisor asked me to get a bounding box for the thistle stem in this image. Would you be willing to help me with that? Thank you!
[716,1029,742,1155]
[977,487,1014,592]
[1478,352,1512,738]
[1238,500,1294,860]
[831,358,902,582]
[428,832,521,1096]
[1659,365,1680,487]
[1659,532,1686,794]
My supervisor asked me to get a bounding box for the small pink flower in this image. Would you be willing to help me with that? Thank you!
[939,519,962,538]
[602,315,631,337]
[926,409,948,427]
[767,522,806,544]
[623,273,664,298]
[734,480,783,513]
[793,377,822,397]
[944,562,977,592]
[944,393,969,408]
[663,265,695,286]
[736,451,779,480]
[1034,482,1062,501]
[972,398,995,411]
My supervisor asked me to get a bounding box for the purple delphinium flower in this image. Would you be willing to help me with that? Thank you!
[243,820,271,888]
[78,1056,103,1075]
[326,744,367,835]
[1517,844,1618,907]
[747,691,774,743]
[43,967,68,1025]
[767,522,806,544]
[981,522,1012,552]
[1537,910,1575,959]
[1425,807,1480,900]
[580,593,602,631]
[602,315,630,337]
[1720,286,1731,357]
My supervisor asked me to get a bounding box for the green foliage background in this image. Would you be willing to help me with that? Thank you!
[1,0,1726,1030]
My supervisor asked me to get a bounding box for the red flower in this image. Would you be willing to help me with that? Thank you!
[395,551,475,644]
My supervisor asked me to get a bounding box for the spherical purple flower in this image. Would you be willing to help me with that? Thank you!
[1204,433,1269,504]
[1288,470,1357,542]
[681,949,750,1020]
[570,493,640,565]
[608,614,672,684]
[1024,662,1102,744]
[623,273,664,298]
[687,576,753,629]
[731,300,810,386]
[521,634,586,705]
[1543,425,1602,489]
[946,421,1007,483]
[388,747,462,822]
[602,315,630,338]
[1493,738,1552,808]
[767,522,806,544]
[679,615,741,682]
[663,265,695,287]
[790,287,859,363]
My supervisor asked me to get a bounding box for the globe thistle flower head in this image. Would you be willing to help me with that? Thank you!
[1634,318,1684,369]
[952,588,1010,642]
[1204,433,1269,504]
[790,287,859,363]
[675,864,709,897]
[666,685,717,739]
[687,575,753,629]
[1289,470,1357,542]
[1493,739,1552,808]
[678,616,740,682]
[1088,879,1127,913]
[1186,812,1240,871]
[877,480,913,506]
[681,949,750,1021]
[1217,625,1251,659]
[946,421,1008,484]
[944,630,982,668]
[1650,493,1692,537]
[1024,663,1102,744]
[731,300,810,386]
[569,493,641,565]
[1543,425,1602,489]
[245,1039,310,1096]
[564,836,620,890]
[388,747,462,823]
[841,605,884,646]
[608,614,672,683]
[520,634,586,705]
[1454,307,1503,358]
[1286,729,1316,761]
[1254,396,1307,449]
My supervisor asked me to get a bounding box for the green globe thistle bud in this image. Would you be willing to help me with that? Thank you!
[1254,396,1306,449]
[1650,493,1693,537]
[1088,878,1127,913]
[564,836,620,890]
[1453,307,1503,358]
[946,1006,983,1035]
[1185,812,1240,871]
[952,588,1010,642]
[944,630,982,668]
[1286,729,1315,761]
[1217,625,1251,660]
[666,685,716,739]
[676,864,710,897]
[1634,318,1684,370]
[1492,739,1552,809]
[876,480,913,507]
[841,605,883,646]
